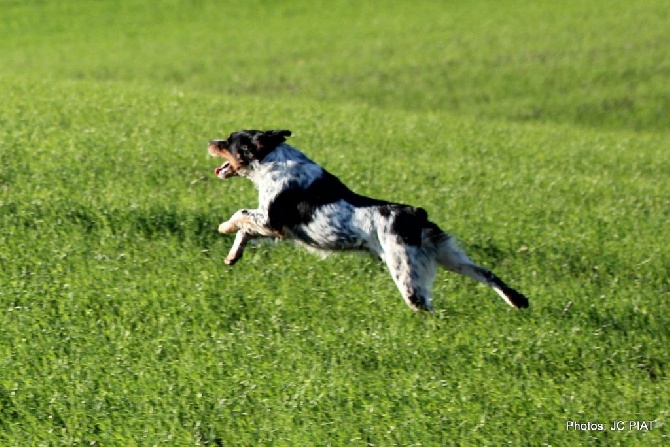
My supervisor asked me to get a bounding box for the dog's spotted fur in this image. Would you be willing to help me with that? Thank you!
[208,129,529,311]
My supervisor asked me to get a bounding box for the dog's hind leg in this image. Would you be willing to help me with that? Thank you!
[436,237,529,308]
[380,238,437,311]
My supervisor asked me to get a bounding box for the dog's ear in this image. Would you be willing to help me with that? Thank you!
[254,130,292,151]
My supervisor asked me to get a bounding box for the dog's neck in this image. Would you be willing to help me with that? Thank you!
[244,144,324,206]
[261,143,313,164]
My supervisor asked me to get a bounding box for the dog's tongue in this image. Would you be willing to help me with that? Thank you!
[214,162,229,176]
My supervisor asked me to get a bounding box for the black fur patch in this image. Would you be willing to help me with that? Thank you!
[267,170,388,231]
[424,221,450,244]
[383,205,429,246]
[226,129,292,164]
[267,169,442,249]
[408,292,430,310]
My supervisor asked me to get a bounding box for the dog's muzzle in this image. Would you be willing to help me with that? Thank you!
[214,162,237,179]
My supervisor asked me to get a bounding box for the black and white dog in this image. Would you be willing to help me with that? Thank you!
[208,129,529,311]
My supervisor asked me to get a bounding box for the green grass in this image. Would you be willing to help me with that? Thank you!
[1,1,669,445]
[1,0,669,131]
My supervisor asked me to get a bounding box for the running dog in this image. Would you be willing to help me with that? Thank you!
[208,129,529,311]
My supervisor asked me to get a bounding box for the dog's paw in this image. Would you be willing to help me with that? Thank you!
[218,221,238,234]
[224,253,242,265]
[219,210,251,234]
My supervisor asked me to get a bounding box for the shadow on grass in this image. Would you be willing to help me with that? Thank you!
[5,200,221,248]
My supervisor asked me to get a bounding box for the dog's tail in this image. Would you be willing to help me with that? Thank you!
[431,231,529,308]
[487,273,530,308]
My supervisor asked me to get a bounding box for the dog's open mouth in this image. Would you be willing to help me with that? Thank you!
[214,162,236,179]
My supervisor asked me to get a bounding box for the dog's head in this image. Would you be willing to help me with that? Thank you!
[208,129,292,179]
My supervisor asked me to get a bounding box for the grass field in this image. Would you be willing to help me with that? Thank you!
[1,0,668,445]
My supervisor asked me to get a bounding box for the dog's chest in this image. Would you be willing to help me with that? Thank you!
[254,161,323,209]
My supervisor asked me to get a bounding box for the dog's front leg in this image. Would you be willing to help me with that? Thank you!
[218,209,250,235]
[219,209,282,265]
[218,209,273,235]
[224,230,252,265]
